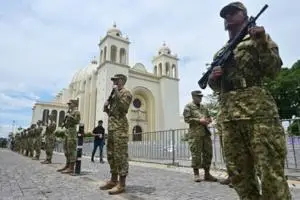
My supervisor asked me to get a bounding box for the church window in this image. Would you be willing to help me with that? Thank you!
[132,125,142,141]
[133,98,141,109]
[110,45,117,62]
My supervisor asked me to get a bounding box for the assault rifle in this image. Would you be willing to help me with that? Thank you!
[103,88,116,113]
[61,109,71,128]
[198,4,268,89]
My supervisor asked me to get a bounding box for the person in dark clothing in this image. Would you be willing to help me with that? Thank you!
[91,120,105,163]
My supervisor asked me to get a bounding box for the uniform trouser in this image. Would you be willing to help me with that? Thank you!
[63,134,69,163]
[34,137,42,158]
[66,127,77,163]
[91,140,105,160]
[188,134,212,170]
[28,138,34,157]
[107,130,129,176]
[45,135,55,161]
[223,119,291,200]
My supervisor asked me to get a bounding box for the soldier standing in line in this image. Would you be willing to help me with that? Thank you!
[32,120,43,160]
[28,125,35,157]
[60,99,80,174]
[41,114,57,164]
[57,109,71,172]
[215,111,232,187]
[183,90,218,182]
[99,74,133,195]
[207,2,291,199]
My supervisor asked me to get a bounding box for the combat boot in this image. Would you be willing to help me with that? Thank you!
[204,168,218,182]
[57,162,69,172]
[99,174,118,190]
[41,160,51,164]
[62,162,75,174]
[193,168,201,182]
[32,156,39,160]
[108,176,126,195]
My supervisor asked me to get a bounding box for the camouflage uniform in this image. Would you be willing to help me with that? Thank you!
[42,115,56,164]
[100,74,132,195]
[208,2,291,199]
[28,125,35,157]
[33,121,43,160]
[183,90,217,182]
[60,99,80,174]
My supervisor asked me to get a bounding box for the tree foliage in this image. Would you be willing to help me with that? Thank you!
[263,60,300,119]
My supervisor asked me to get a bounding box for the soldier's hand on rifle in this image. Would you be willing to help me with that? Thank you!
[200,118,210,125]
[209,66,223,80]
[248,26,266,42]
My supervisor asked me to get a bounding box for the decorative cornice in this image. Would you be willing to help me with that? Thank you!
[98,35,130,46]
[97,61,130,71]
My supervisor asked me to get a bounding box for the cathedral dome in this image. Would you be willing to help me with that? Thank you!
[132,63,147,73]
[158,42,171,55]
[107,22,122,37]
[70,57,99,84]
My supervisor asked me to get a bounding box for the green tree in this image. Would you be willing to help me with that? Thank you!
[287,119,300,136]
[203,92,219,118]
[264,60,300,119]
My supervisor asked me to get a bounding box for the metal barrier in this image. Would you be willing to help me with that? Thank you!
[54,118,300,170]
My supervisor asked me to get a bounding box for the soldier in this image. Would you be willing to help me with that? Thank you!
[32,120,43,160]
[183,90,217,182]
[207,2,291,199]
[28,125,35,157]
[216,110,232,187]
[41,114,57,164]
[99,74,132,195]
[57,110,70,172]
[60,99,80,174]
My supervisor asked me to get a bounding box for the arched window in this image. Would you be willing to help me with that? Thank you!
[119,48,126,64]
[110,45,117,62]
[172,64,177,78]
[154,65,157,75]
[42,109,49,124]
[58,111,65,126]
[132,125,142,141]
[158,63,162,76]
[51,110,58,123]
[165,62,170,76]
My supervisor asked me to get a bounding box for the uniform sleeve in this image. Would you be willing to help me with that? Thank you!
[118,90,132,113]
[208,51,222,92]
[183,104,199,124]
[257,34,283,78]
[74,111,81,124]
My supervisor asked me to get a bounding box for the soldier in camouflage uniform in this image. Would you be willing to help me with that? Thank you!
[60,99,80,174]
[183,90,217,182]
[208,2,291,199]
[28,125,35,157]
[100,74,132,195]
[33,120,43,160]
[42,114,57,164]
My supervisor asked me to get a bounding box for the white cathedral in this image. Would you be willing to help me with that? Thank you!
[31,23,187,140]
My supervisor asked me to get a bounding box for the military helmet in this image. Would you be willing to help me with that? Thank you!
[191,90,203,97]
[67,99,79,107]
[220,1,247,18]
[110,74,127,83]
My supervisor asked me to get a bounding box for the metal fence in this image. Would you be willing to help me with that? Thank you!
[54,118,300,170]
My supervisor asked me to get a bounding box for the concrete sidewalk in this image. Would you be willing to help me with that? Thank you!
[1,149,299,200]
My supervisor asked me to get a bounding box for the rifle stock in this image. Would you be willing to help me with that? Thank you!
[198,4,268,89]
[103,88,115,113]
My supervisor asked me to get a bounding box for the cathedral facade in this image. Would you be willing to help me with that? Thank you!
[31,24,182,139]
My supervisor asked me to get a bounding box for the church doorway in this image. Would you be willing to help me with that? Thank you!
[132,125,142,141]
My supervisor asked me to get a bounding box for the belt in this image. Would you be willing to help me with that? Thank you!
[221,78,262,92]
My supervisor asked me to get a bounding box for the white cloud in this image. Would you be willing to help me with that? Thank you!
[0,0,299,131]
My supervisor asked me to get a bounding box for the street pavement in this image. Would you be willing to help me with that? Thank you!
[1,149,300,200]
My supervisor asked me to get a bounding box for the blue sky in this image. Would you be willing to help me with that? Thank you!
[0,0,299,137]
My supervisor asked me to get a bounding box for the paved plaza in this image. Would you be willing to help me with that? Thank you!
[1,149,300,200]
